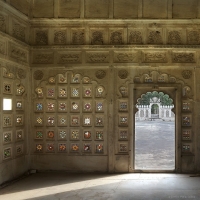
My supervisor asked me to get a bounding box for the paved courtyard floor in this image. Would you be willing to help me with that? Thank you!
[135,120,175,170]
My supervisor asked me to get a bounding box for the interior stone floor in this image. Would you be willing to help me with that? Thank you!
[0,172,200,200]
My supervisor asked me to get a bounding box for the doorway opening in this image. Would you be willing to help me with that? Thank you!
[135,91,175,170]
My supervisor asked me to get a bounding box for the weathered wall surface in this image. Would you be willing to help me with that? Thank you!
[0,2,30,185]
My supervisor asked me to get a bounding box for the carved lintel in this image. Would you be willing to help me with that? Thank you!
[172,52,196,63]
[86,52,109,63]
[143,51,167,63]
[33,53,54,64]
[9,43,28,63]
[114,51,138,63]
[57,52,82,64]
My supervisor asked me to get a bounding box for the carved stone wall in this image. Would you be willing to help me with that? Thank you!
[1,0,200,185]
[29,21,200,46]
[0,21,29,185]
[30,47,200,66]
[31,68,109,171]
[0,60,29,184]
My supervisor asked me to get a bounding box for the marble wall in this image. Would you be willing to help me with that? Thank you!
[1,0,200,185]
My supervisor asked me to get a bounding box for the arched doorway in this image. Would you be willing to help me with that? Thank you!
[135,91,175,171]
[151,104,159,119]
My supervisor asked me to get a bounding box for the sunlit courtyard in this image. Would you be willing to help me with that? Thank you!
[135,120,175,170]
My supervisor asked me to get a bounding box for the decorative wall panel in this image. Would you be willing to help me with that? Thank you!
[33,70,108,156]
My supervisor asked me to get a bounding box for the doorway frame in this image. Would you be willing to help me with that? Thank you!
[129,83,182,173]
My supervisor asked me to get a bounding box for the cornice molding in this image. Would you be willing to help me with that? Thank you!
[30,19,200,26]
[0,31,30,49]
[0,1,29,23]
[30,45,200,50]
[0,57,29,68]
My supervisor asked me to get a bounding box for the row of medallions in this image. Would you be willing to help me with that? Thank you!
[35,100,104,113]
[3,82,25,96]
[3,144,24,160]
[3,114,24,127]
[35,142,104,154]
[35,115,105,127]
[35,86,105,99]
[34,72,106,83]
[1,67,26,162]
[117,94,129,153]
[35,129,104,141]
[34,114,129,127]
[32,29,200,45]
[181,100,193,154]
[3,129,24,144]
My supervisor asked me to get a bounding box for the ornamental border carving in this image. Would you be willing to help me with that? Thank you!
[33,53,54,64]
[172,51,196,63]
[57,52,82,64]
[142,51,167,63]
[114,51,138,63]
[86,51,109,63]
[9,43,28,63]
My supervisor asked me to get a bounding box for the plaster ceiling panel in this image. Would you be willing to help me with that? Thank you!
[85,0,109,18]
[143,0,168,19]
[58,0,80,18]
[33,0,54,18]
[10,0,30,16]
[114,0,138,19]
[172,0,198,19]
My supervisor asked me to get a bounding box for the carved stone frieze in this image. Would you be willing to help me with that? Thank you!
[134,71,176,84]
[86,51,109,63]
[143,51,167,63]
[168,31,182,44]
[71,29,85,45]
[91,31,104,45]
[128,30,143,44]
[9,44,28,63]
[0,40,6,55]
[57,52,82,63]
[33,53,54,64]
[110,30,123,45]
[54,30,66,44]
[182,70,192,79]
[172,52,196,63]
[147,30,162,44]
[35,30,48,45]
[187,30,200,45]
[0,14,6,32]
[114,51,138,63]
[12,22,26,42]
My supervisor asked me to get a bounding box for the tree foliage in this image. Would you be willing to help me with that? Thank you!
[137,91,173,106]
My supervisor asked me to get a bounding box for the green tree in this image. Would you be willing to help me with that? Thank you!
[137,91,173,106]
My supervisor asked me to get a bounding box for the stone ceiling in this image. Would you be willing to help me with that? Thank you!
[3,0,200,19]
